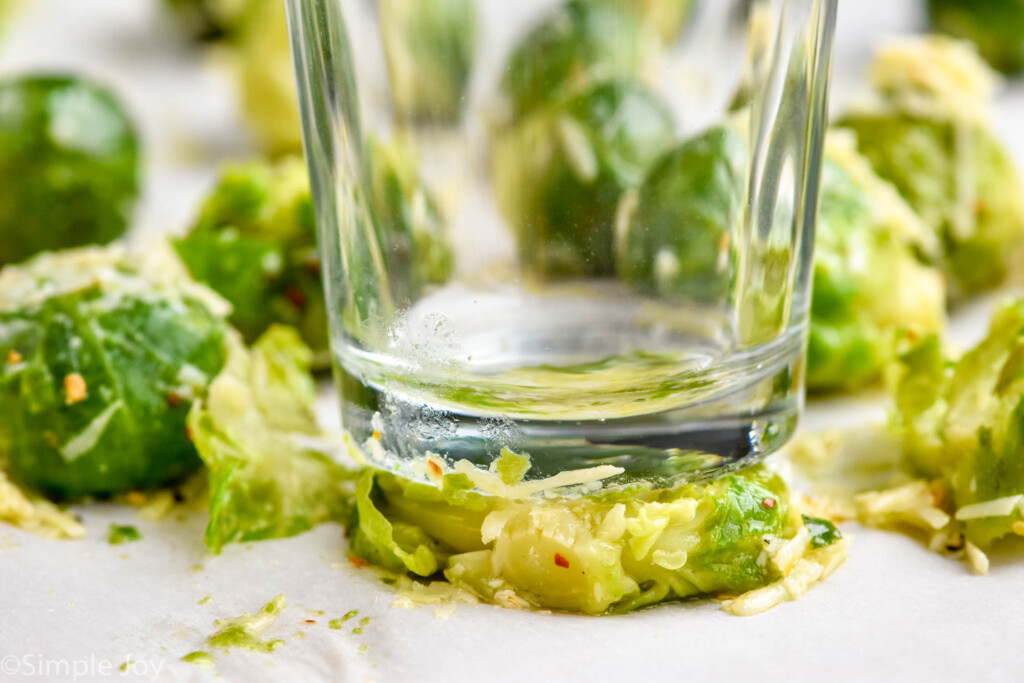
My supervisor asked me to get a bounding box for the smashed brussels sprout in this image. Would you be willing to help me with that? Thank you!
[837,37,1024,296]
[929,0,1024,75]
[893,300,1024,547]
[495,80,674,279]
[349,463,844,615]
[379,0,477,123]
[616,125,742,303]
[366,136,454,304]
[174,157,328,365]
[807,133,946,391]
[501,0,645,121]
[0,247,228,499]
[188,326,356,552]
[0,75,140,267]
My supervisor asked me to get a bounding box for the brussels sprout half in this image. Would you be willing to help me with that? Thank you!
[0,75,140,267]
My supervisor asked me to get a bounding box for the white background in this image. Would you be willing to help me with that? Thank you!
[2,2,1024,681]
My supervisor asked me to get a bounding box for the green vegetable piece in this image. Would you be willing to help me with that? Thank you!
[188,326,356,552]
[174,158,328,366]
[0,247,227,499]
[348,464,838,615]
[616,125,742,303]
[378,0,477,123]
[107,524,142,545]
[366,136,454,305]
[495,448,531,486]
[893,300,1024,546]
[0,75,140,267]
[801,515,842,549]
[496,79,674,279]
[807,135,946,391]
[928,0,1024,74]
[501,0,644,121]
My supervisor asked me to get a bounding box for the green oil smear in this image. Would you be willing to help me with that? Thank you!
[205,594,287,654]
[182,651,215,668]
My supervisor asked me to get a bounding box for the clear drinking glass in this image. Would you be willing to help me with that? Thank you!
[287,0,837,485]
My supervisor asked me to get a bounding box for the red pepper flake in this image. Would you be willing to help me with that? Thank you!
[305,619,317,624]
[350,556,368,568]
[64,373,87,405]
[285,287,306,310]
[554,553,570,569]
[6,349,22,365]
[166,392,183,407]
[372,430,382,440]
[184,425,194,442]
[426,459,443,478]
[762,497,777,509]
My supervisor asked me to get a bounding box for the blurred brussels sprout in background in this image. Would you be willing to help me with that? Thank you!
[616,125,742,303]
[0,246,228,499]
[0,75,140,268]
[366,136,454,305]
[162,0,245,42]
[928,0,1024,75]
[807,132,946,391]
[893,300,1024,548]
[624,0,695,45]
[174,157,327,365]
[349,463,844,615]
[501,0,645,122]
[495,80,674,280]
[837,37,1024,297]
[235,0,302,155]
[379,0,477,124]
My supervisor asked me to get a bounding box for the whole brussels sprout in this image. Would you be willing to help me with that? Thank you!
[0,75,140,267]
[501,0,645,121]
[349,462,844,615]
[807,133,946,391]
[928,0,1024,75]
[495,79,674,280]
[616,125,743,303]
[837,37,1024,297]
[366,136,454,305]
[174,158,328,365]
[893,300,1024,547]
[0,246,228,499]
[379,0,477,124]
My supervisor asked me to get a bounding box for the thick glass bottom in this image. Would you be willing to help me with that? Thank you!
[335,286,805,487]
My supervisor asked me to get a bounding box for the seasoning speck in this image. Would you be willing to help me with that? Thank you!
[64,373,87,405]
[6,349,22,365]
[554,553,570,568]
